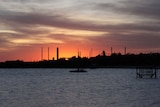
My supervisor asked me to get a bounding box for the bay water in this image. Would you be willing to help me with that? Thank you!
[0,68,160,107]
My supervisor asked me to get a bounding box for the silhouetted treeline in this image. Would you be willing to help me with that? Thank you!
[1,53,160,68]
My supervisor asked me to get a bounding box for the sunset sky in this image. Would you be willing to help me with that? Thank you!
[1,0,160,61]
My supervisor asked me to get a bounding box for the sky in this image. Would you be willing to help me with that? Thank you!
[0,0,160,61]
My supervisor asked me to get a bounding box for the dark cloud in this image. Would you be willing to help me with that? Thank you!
[13,27,50,35]
[88,31,160,50]
[95,0,160,20]
[1,0,160,56]
[0,0,57,3]
[121,0,160,19]
[0,36,11,46]
[1,0,160,33]
[0,33,19,49]
[1,10,160,33]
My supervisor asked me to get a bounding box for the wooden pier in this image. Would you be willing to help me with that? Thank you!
[136,67,157,79]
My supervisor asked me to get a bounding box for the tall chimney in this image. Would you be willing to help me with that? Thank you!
[56,47,59,60]
[89,48,93,58]
[48,47,50,60]
[41,47,43,61]
[111,47,113,55]
[124,46,126,55]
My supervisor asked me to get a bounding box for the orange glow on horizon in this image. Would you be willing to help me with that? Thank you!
[1,42,159,62]
[0,45,105,62]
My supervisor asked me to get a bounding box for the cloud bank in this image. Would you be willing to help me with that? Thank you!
[0,0,160,61]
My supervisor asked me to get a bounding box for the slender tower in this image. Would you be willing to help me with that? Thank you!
[48,47,50,60]
[41,47,43,61]
[56,47,59,60]
[124,46,126,55]
[78,48,80,58]
[90,48,93,58]
[79,51,81,57]
[111,47,113,55]
[77,49,81,58]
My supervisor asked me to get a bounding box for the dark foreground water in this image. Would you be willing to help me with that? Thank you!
[0,68,160,107]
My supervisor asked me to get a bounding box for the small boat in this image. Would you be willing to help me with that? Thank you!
[70,68,87,73]
[70,52,87,73]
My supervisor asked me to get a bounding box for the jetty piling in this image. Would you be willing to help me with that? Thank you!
[136,67,157,79]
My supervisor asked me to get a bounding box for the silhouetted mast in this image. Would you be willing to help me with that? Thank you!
[79,51,81,57]
[89,48,93,58]
[48,47,50,60]
[78,48,80,58]
[91,48,93,57]
[56,47,59,60]
[78,51,81,58]
[41,47,43,61]
[111,47,113,55]
[124,46,126,55]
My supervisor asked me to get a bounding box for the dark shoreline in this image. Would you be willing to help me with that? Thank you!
[0,65,159,69]
[1,53,160,68]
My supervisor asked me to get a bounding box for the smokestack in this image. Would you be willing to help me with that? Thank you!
[124,46,126,55]
[90,48,93,58]
[56,47,59,60]
[111,47,113,55]
[41,47,43,61]
[77,49,81,58]
[79,51,81,57]
[89,49,92,58]
[48,47,50,60]
[77,48,80,58]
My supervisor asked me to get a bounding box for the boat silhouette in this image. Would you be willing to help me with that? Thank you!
[69,50,87,73]
[70,68,87,73]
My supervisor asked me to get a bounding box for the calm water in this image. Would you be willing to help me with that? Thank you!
[0,68,160,107]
